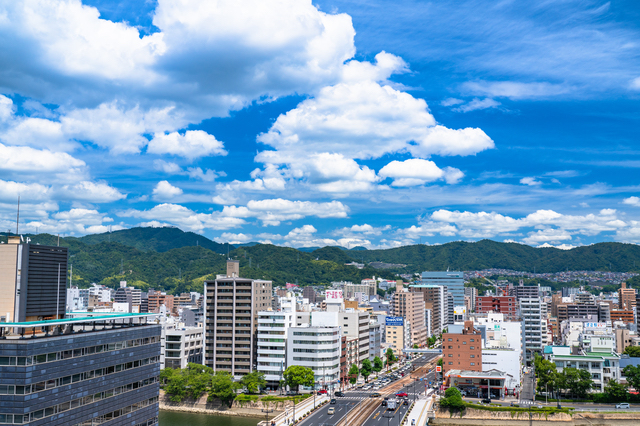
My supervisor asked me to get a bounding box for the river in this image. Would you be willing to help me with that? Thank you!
[159,411,262,426]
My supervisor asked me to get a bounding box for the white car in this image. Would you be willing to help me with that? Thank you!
[616,403,630,409]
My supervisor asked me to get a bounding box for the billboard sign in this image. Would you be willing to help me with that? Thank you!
[436,366,442,372]
[325,290,343,302]
[385,316,404,326]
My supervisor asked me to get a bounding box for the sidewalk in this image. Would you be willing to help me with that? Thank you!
[405,391,435,426]
[270,395,329,426]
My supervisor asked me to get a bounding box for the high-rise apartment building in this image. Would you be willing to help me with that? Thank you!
[520,297,544,363]
[619,283,636,311]
[464,287,477,312]
[0,239,68,322]
[203,262,272,378]
[114,282,142,313]
[421,271,464,307]
[256,297,296,390]
[410,284,446,334]
[513,285,540,300]
[391,283,427,347]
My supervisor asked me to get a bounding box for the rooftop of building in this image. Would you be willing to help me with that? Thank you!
[0,313,159,339]
[446,369,508,379]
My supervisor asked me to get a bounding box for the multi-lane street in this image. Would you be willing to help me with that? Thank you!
[297,354,439,426]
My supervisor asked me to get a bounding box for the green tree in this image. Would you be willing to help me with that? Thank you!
[348,364,360,385]
[361,359,373,382]
[283,365,315,392]
[209,371,239,406]
[240,371,267,394]
[386,348,396,369]
[533,355,558,395]
[160,367,178,386]
[562,367,592,399]
[440,387,465,410]
[623,365,640,391]
[623,346,640,357]
[185,363,213,400]
[427,336,436,348]
[373,356,383,375]
[604,379,628,402]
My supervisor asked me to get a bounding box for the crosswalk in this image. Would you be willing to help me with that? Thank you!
[337,393,422,402]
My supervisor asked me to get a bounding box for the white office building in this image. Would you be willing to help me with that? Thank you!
[287,325,341,391]
[312,310,370,364]
[257,297,297,390]
[161,324,204,369]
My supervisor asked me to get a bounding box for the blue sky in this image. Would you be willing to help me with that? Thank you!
[0,0,639,249]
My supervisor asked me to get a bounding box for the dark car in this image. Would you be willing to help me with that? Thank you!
[330,399,337,404]
[334,391,345,397]
[403,398,409,405]
[381,400,387,406]
[481,398,491,404]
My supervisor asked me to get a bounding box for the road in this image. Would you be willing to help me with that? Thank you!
[297,354,438,426]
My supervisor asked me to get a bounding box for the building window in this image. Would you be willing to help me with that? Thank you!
[470,355,474,358]
[463,341,467,345]
[448,338,452,341]
[470,339,474,342]
[448,354,452,357]
[448,362,453,365]
[470,347,474,350]
[470,362,475,366]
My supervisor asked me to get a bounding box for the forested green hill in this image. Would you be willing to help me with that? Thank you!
[350,240,640,273]
[3,228,638,294]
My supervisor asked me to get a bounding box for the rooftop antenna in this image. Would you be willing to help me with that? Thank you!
[15,196,20,235]
[57,234,60,246]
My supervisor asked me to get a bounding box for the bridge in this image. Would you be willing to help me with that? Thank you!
[402,349,442,354]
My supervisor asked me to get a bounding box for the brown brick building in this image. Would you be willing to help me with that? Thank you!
[618,283,636,311]
[476,296,517,320]
[442,320,482,374]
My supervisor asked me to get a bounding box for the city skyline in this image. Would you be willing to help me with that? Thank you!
[0,0,639,250]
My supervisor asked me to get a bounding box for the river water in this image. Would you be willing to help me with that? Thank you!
[159,411,262,426]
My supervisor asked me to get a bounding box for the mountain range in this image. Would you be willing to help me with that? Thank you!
[5,227,639,294]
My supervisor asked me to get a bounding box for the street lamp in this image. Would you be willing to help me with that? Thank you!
[262,403,274,426]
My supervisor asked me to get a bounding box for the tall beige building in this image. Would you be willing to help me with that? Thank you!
[392,282,427,347]
[204,261,272,378]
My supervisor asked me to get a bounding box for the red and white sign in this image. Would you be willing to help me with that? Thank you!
[436,366,442,372]
[326,290,343,302]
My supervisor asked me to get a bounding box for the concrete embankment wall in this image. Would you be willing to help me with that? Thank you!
[159,390,291,417]
[431,407,640,426]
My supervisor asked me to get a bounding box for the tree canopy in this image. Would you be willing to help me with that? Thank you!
[623,346,640,357]
[283,366,314,392]
[361,359,373,382]
[240,371,266,394]
[209,371,239,406]
[348,364,360,385]
[373,356,383,374]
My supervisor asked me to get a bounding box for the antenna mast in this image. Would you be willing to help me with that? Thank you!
[16,196,20,235]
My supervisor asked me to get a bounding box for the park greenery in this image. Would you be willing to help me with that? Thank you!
[161,365,313,407]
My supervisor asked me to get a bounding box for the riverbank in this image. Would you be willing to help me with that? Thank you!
[159,390,296,418]
[432,407,640,425]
